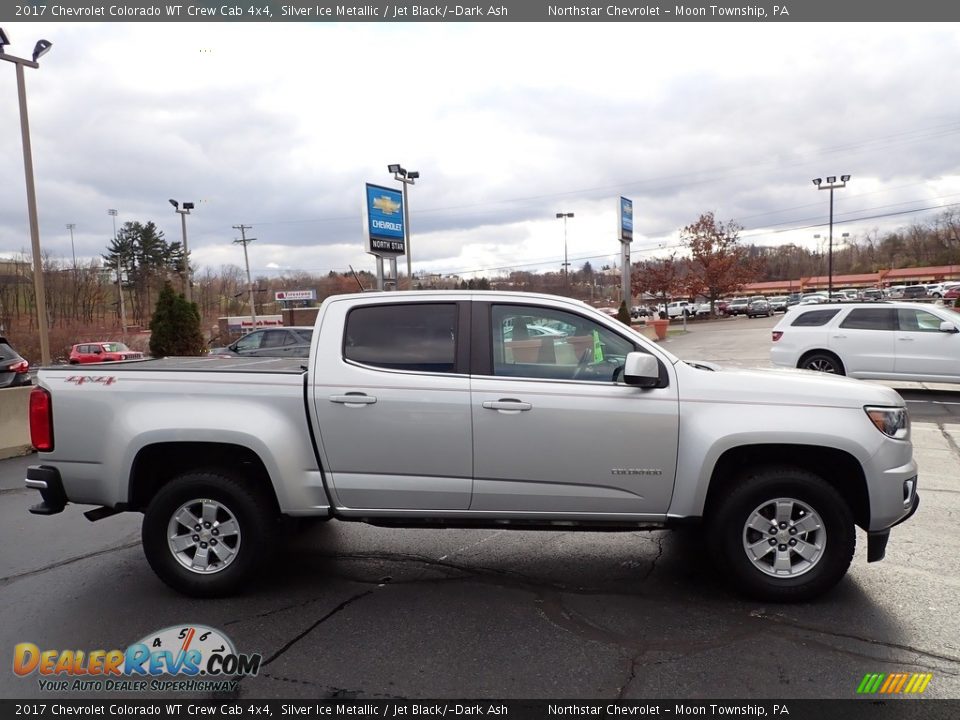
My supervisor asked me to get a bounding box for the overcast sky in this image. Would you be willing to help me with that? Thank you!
[2,22,959,282]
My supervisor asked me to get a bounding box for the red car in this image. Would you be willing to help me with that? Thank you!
[945,287,960,301]
[68,342,144,364]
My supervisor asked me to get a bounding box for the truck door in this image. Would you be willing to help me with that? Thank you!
[470,302,679,517]
[311,300,473,511]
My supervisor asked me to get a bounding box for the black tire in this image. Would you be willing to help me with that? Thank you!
[707,466,855,602]
[142,471,277,597]
[799,351,845,375]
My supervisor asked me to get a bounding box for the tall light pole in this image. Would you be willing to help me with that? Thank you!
[2,28,53,365]
[65,223,77,269]
[108,209,127,344]
[388,164,419,288]
[233,225,256,331]
[169,199,194,303]
[813,233,822,283]
[556,212,574,288]
[812,175,850,298]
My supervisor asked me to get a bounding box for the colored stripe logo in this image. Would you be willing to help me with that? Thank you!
[857,672,933,694]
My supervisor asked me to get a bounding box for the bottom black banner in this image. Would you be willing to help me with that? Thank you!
[2,700,957,720]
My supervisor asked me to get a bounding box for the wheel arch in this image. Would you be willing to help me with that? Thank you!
[703,444,870,530]
[128,441,281,515]
[797,348,845,374]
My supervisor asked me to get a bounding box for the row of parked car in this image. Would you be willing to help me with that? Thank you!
[0,338,147,389]
[1,327,318,390]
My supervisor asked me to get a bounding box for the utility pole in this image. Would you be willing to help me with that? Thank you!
[232,225,256,332]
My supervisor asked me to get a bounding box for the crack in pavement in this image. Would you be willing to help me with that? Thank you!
[616,655,641,700]
[222,589,379,700]
[307,551,610,594]
[938,422,960,458]
[260,590,375,667]
[0,539,141,585]
[751,611,960,666]
[640,534,665,583]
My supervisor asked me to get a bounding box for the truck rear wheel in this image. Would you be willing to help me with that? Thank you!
[708,466,855,602]
[142,471,276,597]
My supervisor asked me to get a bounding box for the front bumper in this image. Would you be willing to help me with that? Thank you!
[867,489,920,562]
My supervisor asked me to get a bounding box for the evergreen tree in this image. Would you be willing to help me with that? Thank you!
[616,300,632,327]
[149,282,204,356]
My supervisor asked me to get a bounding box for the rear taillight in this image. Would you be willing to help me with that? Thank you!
[772,331,783,342]
[8,360,29,373]
[29,387,54,452]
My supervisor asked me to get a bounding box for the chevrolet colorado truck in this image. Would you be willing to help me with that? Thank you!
[25,291,919,601]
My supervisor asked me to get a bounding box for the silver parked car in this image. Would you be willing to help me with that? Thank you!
[209,327,314,358]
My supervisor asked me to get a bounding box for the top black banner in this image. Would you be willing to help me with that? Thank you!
[2,0,958,23]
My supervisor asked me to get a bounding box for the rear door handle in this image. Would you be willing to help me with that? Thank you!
[898,337,915,342]
[482,400,532,412]
[329,393,377,406]
[831,334,847,339]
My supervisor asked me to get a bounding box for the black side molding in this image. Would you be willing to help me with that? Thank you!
[26,465,68,515]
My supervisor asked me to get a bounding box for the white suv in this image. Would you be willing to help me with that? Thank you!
[770,302,960,383]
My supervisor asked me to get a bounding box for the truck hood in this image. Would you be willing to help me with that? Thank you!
[676,361,905,409]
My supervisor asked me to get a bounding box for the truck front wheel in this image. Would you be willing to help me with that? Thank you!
[142,471,276,597]
[708,467,855,602]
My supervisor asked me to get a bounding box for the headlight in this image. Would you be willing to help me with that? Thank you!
[864,406,910,440]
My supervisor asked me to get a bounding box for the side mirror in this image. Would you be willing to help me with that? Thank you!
[623,352,660,387]
[940,321,959,333]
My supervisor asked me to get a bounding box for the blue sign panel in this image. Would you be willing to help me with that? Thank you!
[365,183,405,255]
[619,196,633,243]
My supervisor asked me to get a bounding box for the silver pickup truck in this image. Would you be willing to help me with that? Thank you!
[25,291,919,601]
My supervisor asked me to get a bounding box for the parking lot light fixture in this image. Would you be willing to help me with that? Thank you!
[388,164,419,287]
[813,175,850,298]
[1,27,53,365]
[170,198,195,303]
[556,212,575,287]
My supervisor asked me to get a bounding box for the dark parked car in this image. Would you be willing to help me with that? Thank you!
[208,327,314,358]
[725,298,751,316]
[902,285,928,299]
[0,337,31,389]
[746,299,772,318]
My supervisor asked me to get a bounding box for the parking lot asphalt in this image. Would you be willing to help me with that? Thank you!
[1,317,958,702]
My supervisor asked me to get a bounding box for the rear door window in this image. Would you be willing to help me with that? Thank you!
[344,303,457,373]
[839,308,896,331]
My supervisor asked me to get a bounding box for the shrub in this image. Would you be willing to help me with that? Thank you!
[149,282,204,356]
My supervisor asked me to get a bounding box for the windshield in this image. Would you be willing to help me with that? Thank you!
[101,343,130,352]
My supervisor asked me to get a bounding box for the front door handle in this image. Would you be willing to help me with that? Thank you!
[329,393,377,406]
[898,337,915,342]
[831,334,847,339]
[482,399,532,412]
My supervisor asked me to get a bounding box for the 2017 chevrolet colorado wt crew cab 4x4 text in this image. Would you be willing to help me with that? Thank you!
[25,291,919,601]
